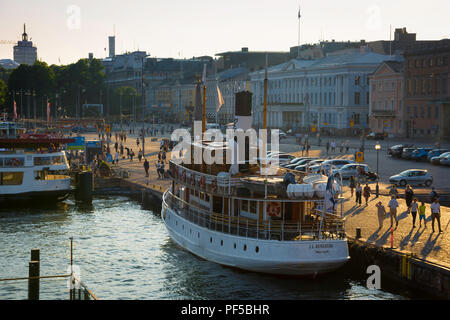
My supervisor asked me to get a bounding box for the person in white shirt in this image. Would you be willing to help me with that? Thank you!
[114,152,119,166]
[430,199,443,233]
[388,196,399,228]
[410,198,419,228]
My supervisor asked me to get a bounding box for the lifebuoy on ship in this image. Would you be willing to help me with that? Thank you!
[266,202,281,218]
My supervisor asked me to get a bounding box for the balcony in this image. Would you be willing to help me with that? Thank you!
[371,110,397,117]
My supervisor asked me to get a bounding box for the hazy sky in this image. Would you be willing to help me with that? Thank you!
[1,0,449,65]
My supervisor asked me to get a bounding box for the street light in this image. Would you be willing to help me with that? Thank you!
[375,142,381,196]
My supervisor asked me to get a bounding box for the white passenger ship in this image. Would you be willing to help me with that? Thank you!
[161,92,349,276]
[0,122,74,203]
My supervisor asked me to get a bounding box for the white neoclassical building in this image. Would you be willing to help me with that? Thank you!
[250,48,401,134]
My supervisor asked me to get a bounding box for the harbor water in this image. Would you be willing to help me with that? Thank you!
[0,196,430,300]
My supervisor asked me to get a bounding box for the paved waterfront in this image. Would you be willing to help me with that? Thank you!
[80,129,449,269]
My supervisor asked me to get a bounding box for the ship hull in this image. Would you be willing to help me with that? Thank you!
[162,201,350,276]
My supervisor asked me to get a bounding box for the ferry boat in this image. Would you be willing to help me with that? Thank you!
[161,92,349,276]
[0,122,74,203]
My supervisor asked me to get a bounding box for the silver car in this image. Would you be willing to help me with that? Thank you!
[440,153,450,166]
[309,159,354,174]
[389,169,433,187]
[335,164,372,180]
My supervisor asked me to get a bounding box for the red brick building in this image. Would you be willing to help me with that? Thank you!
[404,40,450,142]
[369,61,405,137]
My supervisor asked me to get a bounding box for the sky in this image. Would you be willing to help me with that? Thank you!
[1,0,449,65]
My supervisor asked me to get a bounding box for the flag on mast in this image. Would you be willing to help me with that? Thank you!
[47,100,51,122]
[202,64,207,85]
[216,85,224,113]
[298,6,301,19]
[13,100,17,120]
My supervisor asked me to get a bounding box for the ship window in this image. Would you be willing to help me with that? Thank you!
[34,156,52,165]
[234,243,236,249]
[0,172,24,185]
[249,201,257,214]
[243,245,247,251]
[1,157,25,167]
[241,200,248,212]
[198,232,200,239]
[255,246,259,253]
[210,237,213,243]
[221,240,223,246]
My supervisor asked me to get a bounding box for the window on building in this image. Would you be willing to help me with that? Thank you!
[420,105,424,118]
[435,105,439,118]
[354,92,360,105]
[414,106,418,118]
[355,76,360,85]
[427,106,432,119]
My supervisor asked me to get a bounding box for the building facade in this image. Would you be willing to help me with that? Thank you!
[13,24,37,65]
[250,48,400,134]
[369,61,405,137]
[403,40,450,141]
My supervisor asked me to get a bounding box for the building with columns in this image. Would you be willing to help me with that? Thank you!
[369,61,405,137]
[250,48,400,134]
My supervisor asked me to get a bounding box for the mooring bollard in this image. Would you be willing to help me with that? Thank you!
[356,227,361,239]
[28,261,40,300]
[28,249,40,300]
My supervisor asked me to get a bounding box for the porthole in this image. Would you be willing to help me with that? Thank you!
[220,240,223,246]
[244,245,247,251]
[233,243,236,249]
[255,246,259,253]
[198,232,200,239]
[210,237,213,243]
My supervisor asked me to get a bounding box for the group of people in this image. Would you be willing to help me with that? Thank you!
[326,140,350,154]
[350,180,443,233]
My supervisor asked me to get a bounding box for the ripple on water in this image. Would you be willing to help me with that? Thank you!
[0,196,420,300]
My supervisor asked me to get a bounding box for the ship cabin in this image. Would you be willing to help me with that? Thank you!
[167,139,346,242]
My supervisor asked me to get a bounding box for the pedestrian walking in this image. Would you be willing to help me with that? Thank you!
[355,183,362,205]
[430,198,443,233]
[340,141,344,153]
[349,176,356,197]
[375,201,386,229]
[389,185,399,199]
[156,162,161,179]
[114,151,119,166]
[326,141,330,154]
[136,138,140,147]
[144,158,150,177]
[363,183,371,205]
[138,149,142,162]
[114,142,118,153]
[405,185,414,213]
[410,198,419,228]
[418,202,427,228]
[388,196,399,228]
[331,140,336,153]
[345,140,350,153]
[130,149,134,162]
[430,187,439,202]
[162,151,167,163]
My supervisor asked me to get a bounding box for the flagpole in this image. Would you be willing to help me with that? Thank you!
[297,5,301,58]
[202,64,207,134]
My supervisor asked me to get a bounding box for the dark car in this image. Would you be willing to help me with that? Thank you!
[388,144,413,158]
[366,132,385,140]
[401,148,417,160]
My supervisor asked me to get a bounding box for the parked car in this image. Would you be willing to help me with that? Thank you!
[334,164,372,179]
[388,144,413,158]
[430,151,450,165]
[366,132,385,140]
[309,159,354,174]
[292,158,319,171]
[410,148,433,161]
[440,153,450,166]
[268,153,296,165]
[389,169,433,187]
[295,159,325,172]
[283,157,315,169]
[427,149,450,161]
[401,148,417,160]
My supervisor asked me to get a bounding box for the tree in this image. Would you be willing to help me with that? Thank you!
[0,79,6,109]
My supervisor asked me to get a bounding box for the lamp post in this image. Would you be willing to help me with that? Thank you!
[375,142,381,197]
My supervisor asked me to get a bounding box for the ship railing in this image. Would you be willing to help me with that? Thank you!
[169,161,242,196]
[164,191,346,241]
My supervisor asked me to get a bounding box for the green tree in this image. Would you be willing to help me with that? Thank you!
[0,79,7,109]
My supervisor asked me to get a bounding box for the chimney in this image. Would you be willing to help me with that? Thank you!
[241,47,249,53]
